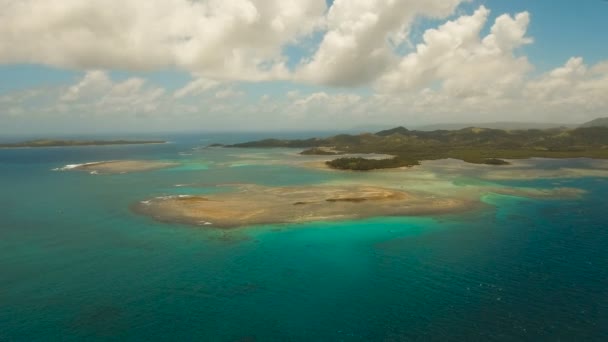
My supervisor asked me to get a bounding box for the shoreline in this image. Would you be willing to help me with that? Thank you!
[298,156,608,179]
[132,185,478,229]
[54,160,179,174]
[131,182,584,229]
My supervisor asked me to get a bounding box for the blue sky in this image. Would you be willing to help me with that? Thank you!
[477,0,608,68]
[1,0,607,134]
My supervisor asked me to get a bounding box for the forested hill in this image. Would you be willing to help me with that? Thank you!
[230,126,608,152]
[227,126,608,169]
[580,117,608,128]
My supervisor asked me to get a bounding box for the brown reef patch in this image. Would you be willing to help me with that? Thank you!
[133,185,474,228]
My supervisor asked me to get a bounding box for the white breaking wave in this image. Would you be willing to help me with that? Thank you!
[52,161,104,171]
[154,195,194,200]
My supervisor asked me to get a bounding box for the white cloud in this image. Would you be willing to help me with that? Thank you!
[296,0,465,86]
[57,71,167,114]
[0,0,327,80]
[377,6,532,99]
[174,78,220,99]
[523,57,608,121]
[214,88,244,99]
[0,0,472,86]
[61,70,112,101]
[526,57,587,101]
[2,3,608,133]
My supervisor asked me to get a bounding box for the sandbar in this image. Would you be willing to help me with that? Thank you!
[55,160,178,174]
[133,185,475,228]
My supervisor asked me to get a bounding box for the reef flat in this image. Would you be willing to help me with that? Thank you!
[133,185,475,228]
[54,160,178,174]
[132,182,584,229]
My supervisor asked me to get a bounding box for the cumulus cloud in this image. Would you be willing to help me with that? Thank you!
[0,0,327,80]
[0,0,475,85]
[523,57,608,121]
[377,6,533,98]
[4,58,608,133]
[174,78,220,99]
[61,70,112,101]
[214,88,244,99]
[57,70,166,114]
[296,0,464,86]
[2,2,608,132]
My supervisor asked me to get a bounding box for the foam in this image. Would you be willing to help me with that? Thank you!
[52,161,104,171]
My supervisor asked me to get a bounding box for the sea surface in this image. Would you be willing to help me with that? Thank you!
[1,133,607,341]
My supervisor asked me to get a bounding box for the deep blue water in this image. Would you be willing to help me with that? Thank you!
[1,133,607,341]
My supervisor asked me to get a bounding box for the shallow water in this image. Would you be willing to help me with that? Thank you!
[1,133,607,341]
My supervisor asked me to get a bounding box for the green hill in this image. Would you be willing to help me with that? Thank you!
[226,126,608,170]
[580,117,608,128]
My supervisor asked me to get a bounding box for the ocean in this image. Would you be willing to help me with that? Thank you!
[1,133,607,341]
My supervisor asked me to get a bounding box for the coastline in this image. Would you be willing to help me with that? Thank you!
[132,185,478,228]
[224,126,608,170]
[299,155,608,180]
[132,182,584,229]
[54,160,179,174]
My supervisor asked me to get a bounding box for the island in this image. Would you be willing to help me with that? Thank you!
[225,126,608,170]
[326,157,420,170]
[133,185,474,228]
[54,160,178,174]
[580,117,608,128]
[0,139,166,148]
[132,184,584,228]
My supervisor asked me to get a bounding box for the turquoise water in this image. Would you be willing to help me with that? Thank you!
[1,134,607,341]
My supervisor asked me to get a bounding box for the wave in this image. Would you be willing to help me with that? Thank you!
[154,195,194,200]
[52,161,105,171]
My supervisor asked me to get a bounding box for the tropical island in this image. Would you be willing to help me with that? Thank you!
[134,185,467,228]
[54,160,178,174]
[0,139,166,148]
[133,184,584,228]
[226,126,608,170]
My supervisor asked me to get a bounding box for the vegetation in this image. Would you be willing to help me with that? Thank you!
[326,157,419,171]
[483,158,510,165]
[0,139,166,148]
[580,117,608,128]
[300,147,339,155]
[225,125,608,170]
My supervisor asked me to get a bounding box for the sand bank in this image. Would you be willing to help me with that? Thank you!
[55,160,178,174]
[133,185,475,228]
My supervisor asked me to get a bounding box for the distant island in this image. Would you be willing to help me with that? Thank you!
[226,126,608,170]
[54,160,179,174]
[0,139,166,148]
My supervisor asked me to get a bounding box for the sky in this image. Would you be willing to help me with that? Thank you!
[1,0,608,135]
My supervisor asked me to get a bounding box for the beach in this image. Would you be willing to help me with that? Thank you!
[55,160,179,174]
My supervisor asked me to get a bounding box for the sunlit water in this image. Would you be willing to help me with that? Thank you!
[1,133,607,341]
